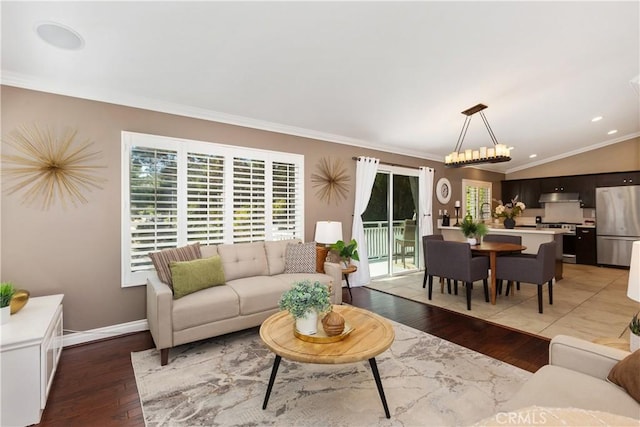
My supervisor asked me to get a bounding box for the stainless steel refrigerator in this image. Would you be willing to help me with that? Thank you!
[596,185,640,267]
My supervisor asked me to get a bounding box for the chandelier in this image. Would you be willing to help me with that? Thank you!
[444,103,511,168]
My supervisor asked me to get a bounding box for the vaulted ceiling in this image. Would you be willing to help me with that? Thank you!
[2,1,639,173]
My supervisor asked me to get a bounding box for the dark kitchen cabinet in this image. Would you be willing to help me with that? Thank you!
[538,175,596,208]
[500,179,541,208]
[596,171,640,187]
[576,175,596,208]
[518,179,541,208]
[500,180,519,204]
[576,227,597,265]
[540,175,581,193]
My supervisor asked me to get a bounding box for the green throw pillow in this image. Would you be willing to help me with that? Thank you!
[170,255,226,299]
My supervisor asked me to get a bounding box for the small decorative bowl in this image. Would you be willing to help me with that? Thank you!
[10,289,30,315]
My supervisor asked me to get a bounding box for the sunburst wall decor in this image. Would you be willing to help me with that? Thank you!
[311,157,350,205]
[2,124,106,210]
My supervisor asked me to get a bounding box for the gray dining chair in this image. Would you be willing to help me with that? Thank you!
[495,241,556,314]
[483,234,522,293]
[425,240,490,310]
[422,234,450,293]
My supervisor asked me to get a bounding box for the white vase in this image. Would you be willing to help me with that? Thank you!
[630,331,640,352]
[1,306,10,324]
[467,237,477,245]
[295,309,318,335]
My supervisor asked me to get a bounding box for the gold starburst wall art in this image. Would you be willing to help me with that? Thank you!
[2,124,106,210]
[311,157,350,205]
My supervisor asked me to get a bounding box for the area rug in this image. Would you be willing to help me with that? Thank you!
[132,320,531,426]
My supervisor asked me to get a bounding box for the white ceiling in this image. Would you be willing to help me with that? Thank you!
[2,1,639,173]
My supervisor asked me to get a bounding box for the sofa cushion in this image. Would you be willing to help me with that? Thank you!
[273,273,334,292]
[501,365,640,419]
[264,239,301,275]
[226,276,293,316]
[607,349,640,403]
[172,284,240,331]
[170,256,226,299]
[284,241,316,273]
[217,242,269,281]
[200,245,219,259]
[149,243,201,290]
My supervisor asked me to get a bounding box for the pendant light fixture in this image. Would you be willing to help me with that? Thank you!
[444,103,511,168]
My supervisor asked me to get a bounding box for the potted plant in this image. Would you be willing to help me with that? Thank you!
[278,280,331,335]
[630,312,640,351]
[1,282,16,324]
[459,214,488,245]
[330,239,360,267]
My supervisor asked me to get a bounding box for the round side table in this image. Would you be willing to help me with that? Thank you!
[342,264,357,301]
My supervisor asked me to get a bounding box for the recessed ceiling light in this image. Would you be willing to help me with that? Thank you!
[529,154,537,158]
[508,146,515,150]
[35,22,84,50]
[591,116,603,122]
[607,129,618,135]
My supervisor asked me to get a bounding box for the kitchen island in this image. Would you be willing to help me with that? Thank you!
[439,225,565,280]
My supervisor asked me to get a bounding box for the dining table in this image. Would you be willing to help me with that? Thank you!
[470,241,526,304]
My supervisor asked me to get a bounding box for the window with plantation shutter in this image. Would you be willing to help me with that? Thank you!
[462,179,492,221]
[272,161,302,240]
[233,158,266,242]
[186,152,225,245]
[121,131,304,287]
[128,146,178,276]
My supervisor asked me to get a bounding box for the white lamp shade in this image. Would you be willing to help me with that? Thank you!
[628,240,640,302]
[315,221,343,245]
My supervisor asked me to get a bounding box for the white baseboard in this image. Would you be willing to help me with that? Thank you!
[63,319,149,347]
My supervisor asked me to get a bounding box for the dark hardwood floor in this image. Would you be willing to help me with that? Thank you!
[38,287,549,426]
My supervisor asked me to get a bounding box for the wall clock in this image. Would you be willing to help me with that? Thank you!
[436,177,452,204]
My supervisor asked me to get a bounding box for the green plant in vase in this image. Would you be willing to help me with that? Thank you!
[630,312,640,351]
[0,282,16,324]
[278,280,331,335]
[0,282,16,308]
[460,214,488,245]
[630,312,640,335]
[330,239,360,267]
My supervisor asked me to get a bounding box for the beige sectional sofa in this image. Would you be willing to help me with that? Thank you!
[146,239,342,365]
[498,335,639,420]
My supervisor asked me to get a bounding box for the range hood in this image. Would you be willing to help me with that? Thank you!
[538,192,581,203]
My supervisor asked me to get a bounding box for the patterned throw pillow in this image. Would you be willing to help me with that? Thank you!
[284,242,316,274]
[149,243,202,290]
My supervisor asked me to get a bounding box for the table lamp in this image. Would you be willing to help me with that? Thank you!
[628,240,640,351]
[315,221,343,273]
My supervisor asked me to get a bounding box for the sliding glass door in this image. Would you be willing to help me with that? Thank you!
[363,166,420,278]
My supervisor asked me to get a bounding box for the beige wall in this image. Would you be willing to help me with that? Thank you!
[506,137,640,180]
[0,86,502,332]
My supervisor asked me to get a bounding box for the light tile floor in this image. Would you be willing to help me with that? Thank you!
[366,264,640,345]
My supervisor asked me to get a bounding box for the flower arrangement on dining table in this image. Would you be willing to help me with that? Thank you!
[493,196,526,219]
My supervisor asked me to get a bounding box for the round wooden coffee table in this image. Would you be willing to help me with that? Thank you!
[260,304,395,418]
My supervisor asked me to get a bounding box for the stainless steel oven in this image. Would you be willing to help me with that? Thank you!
[541,223,577,263]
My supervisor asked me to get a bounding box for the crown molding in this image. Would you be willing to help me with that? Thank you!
[1,71,442,163]
[504,131,640,174]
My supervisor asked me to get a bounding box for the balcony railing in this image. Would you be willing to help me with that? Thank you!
[363,220,409,260]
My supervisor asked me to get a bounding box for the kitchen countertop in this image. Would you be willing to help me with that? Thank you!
[439,225,567,235]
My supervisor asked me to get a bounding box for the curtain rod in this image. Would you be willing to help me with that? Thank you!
[351,156,435,172]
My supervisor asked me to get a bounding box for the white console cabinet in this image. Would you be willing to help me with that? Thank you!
[1,294,64,427]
